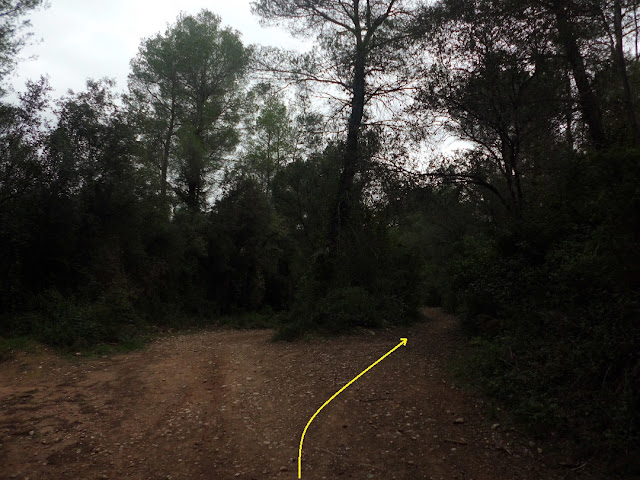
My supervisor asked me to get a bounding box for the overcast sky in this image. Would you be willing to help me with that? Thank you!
[8,0,297,100]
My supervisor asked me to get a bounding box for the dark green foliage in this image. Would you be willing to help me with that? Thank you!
[0,78,49,311]
[0,79,160,347]
[275,286,385,340]
[0,336,34,362]
[443,148,640,462]
[207,177,294,312]
[277,218,421,339]
[408,1,640,467]
[127,9,250,211]
[265,142,423,340]
[5,287,142,348]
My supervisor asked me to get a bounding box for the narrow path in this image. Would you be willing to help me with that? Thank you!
[0,309,603,479]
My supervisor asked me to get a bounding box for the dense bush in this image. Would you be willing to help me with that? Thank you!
[5,288,142,348]
[442,148,640,464]
[273,220,420,339]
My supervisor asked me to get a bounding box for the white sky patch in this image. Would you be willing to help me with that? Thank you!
[8,0,298,100]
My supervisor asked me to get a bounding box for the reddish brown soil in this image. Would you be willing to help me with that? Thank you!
[0,309,605,479]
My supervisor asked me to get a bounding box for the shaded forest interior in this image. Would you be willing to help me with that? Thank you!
[1,0,639,473]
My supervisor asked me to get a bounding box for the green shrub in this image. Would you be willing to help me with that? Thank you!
[217,311,276,329]
[449,222,640,463]
[0,336,34,362]
[313,286,389,333]
[6,288,145,349]
[274,284,409,340]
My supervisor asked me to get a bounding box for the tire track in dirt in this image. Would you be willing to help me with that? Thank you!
[0,310,605,479]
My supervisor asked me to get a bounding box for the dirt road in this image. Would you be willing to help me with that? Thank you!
[0,309,604,479]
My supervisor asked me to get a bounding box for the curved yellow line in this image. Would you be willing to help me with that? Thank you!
[298,338,407,478]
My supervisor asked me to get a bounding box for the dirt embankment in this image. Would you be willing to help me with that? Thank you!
[0,309,606,479]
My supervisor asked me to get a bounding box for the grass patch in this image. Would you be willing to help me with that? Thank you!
[216,311,276,329]
[80,336,149,357]
[0,336,36,362]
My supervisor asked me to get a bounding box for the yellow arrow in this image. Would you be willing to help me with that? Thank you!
[297,337,408,478]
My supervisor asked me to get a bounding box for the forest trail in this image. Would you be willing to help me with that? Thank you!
[0,309,603,480]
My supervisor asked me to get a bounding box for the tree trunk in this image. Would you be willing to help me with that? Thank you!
[634,1,639,61]
[329,42,366,254]
[186,93,206,213]
[500,134,523,216]
[552,2,607,148]
[564,67,575,150]
[613,0,640,146]
[186,180,200,211]
[161,98,176,200]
